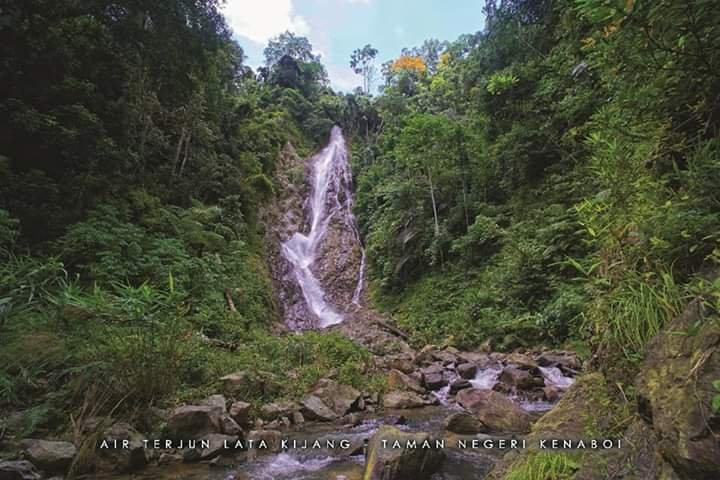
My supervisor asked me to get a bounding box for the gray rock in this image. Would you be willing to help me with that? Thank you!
[229,401,251,426]
[456,363,478,379]
[382,391,428,409]
[444,412,486,434]
[456,389,532,433]
[300,395,338,421]
[165,405,223,439]
[97,422,148,472]
[20,439,76,473]
[291,411,305,425]
[0,460,42,480]
[499,366,542,391]
[202,394,227,412]
[449,379,472,394]
[387,369,424,393]
[220,414,243,436]
[363,426,444,480]
[422,372,446,391]
[259,401,296,421]
[309,379,361,416]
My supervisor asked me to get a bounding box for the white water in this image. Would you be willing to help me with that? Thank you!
[281,126,365,327]
[539,366,575,389]
[246,453,339,480]
[470,364,503,390]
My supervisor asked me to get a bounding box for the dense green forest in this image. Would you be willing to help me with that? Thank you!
[352,0,720,368]
[0,0,375,437]
[1,0,719,473]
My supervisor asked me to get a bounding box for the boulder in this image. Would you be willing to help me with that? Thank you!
[387,369,424,394]
[20,439,76,473]
[220,371,280,397]
[537,351,581,371]
[382,391,429,409]
[635,298,720,479]
[422,372,446,391]
[202,394,227,412]
[300,395,338,421]
[499,366,542,391]
[413,345,438,365]
[229,401,251,426]
[458,352,492,366]
[363,426,444,480]
[504,352,538,370]
[434,350,458,366]
[388,357,416,374]
[195,434,238,461]
[165,405,222,439]
[443,412,486,434]
[449,379,472,394]
[310,379,361,416]
[219,414,243,436]
[259,401,296,421]
[291,411,305,425]
[0,460,42,480]
[455,389,531,433]
[96,422,148,472]
[456,363,478,379]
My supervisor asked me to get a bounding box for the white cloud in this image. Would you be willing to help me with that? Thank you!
[326,64,361,92]
[222,0,310,44]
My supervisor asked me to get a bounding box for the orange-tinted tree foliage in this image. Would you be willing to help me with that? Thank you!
[392,56,426,74]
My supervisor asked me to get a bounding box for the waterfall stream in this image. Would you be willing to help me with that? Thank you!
[280,126,364,328]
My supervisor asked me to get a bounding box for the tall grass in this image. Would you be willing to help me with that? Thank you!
[505,452,579,480]
[591,269,685,361]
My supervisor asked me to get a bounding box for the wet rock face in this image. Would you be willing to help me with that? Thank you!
[263,143,315,328]
[363,426,444,480]
[264,130,366,330]
[635,298,720,479]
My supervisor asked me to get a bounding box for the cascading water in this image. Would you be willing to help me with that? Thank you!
[281,126,365,328]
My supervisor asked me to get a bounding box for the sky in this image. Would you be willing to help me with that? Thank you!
[221,0,486,92]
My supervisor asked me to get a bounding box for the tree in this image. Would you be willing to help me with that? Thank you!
[264,31,318,67]
[350,44,378,95]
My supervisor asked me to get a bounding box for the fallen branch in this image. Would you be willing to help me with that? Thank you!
[374,318,410,340]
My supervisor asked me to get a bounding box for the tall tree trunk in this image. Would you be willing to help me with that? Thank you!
[461,177,470,229]
[427,170,440,236]
[178,130,192,176]
[172,126,188,175]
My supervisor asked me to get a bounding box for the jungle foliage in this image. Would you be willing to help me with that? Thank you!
[352,0,720,362]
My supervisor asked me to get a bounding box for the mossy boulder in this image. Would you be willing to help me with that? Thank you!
[635,298,720,479]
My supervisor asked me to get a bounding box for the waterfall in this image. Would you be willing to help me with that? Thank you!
[280,126,365,328]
